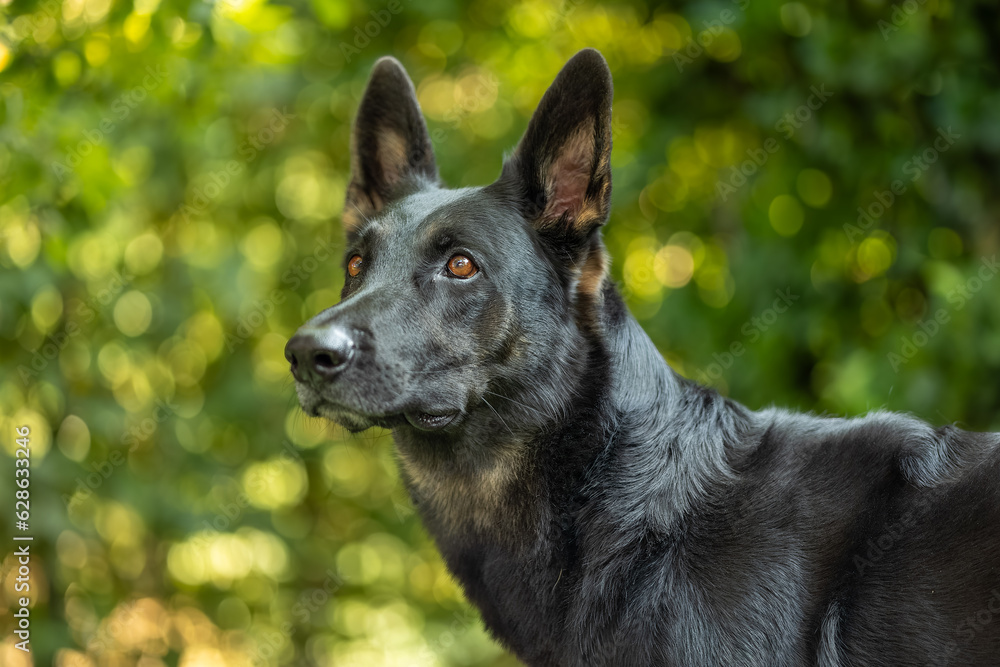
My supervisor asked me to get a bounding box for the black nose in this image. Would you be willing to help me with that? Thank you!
[284,327,356,383]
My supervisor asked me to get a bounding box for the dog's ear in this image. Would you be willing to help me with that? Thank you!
[496,48,613,239]
[343,57,438,233]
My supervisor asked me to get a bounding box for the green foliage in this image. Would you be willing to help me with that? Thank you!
[1,0,999,664]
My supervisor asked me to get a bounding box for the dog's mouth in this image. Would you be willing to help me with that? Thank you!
[307,397,459,433]
[404,411,458,431]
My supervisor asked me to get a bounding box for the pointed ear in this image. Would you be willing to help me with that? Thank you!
[497,48,613,237]
[343,57,438,233]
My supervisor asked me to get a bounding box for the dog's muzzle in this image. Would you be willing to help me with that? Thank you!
[285,322,460,432]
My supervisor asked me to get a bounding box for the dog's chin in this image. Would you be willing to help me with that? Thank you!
[318,405,380,432]
[306,402,387,432]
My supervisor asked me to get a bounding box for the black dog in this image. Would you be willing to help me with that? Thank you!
[285,49,1000,666]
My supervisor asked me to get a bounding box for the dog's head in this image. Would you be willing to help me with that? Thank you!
[285,49,614,440]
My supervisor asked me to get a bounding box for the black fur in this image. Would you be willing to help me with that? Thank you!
[286,49,1000,666]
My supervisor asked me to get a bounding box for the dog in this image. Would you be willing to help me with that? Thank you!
[285,48,1000,666]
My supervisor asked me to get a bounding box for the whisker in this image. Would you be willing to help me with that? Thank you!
[482,396,515,437]
[484,390,549,419]
[406,362,477,377]
[351,202,374,227]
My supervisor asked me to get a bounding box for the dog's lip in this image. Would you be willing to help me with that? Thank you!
[404,411,458,431]
[308,397,458,431]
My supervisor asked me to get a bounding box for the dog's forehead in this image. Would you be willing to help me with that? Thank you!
[401,187,474,217]
[379,186,520,243]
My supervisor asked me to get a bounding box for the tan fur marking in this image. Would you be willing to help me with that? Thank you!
[567,198,606,233]
[342,184,380,233]
[578,242,609,298]
[398,442,528,534]
[342,208,363,233]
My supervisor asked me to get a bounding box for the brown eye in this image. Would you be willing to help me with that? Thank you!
[347,255,363,277]
[447,254,478,278]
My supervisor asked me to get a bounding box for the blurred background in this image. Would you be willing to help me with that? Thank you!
[2,0,1000,664]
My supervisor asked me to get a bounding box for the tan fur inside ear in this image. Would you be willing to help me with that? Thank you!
[538,119,611,235]
[376,130,409,187]
[570,186,609,234]
[343,130,409,233]
[541,122,594,228]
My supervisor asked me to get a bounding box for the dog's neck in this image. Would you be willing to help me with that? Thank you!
[390,282,749,662]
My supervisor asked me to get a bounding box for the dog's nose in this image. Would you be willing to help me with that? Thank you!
[284,327,356,383]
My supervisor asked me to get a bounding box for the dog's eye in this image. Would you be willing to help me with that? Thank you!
[347,255,363,277]
[447,254,478,278]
